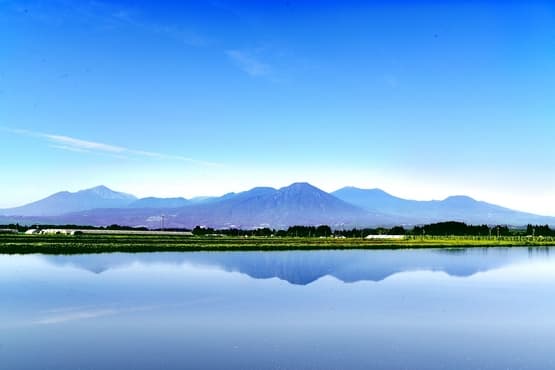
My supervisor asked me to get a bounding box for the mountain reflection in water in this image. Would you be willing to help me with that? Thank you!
[39,247,549,285]
[2,248,555,370]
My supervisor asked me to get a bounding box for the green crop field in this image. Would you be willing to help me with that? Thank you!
[1,233,555,254]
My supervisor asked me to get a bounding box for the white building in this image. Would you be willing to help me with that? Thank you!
[365,235,405,240]
[40,229,71,235]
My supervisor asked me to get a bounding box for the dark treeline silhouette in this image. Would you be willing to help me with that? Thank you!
[333,226,406,238]
[192,226,272,236]
[192,225,332,237]
[526,224,555,237]
[0,224,149,232]
[413,222,510,236]
[191,222,551,238]
[3,221,554,237]
[412,222,555,237]
[281,225,333,237]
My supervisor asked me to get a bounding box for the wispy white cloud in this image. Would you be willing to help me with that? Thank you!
[49,144,91,153]
[46,134,125,153]
[33,304,158,325]
[226,50,272,77]
[33,299,221,325]
[34,308,118,324]
[1,127,219,166]
[42,304,100,314]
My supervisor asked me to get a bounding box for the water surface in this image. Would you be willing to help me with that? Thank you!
[1,248,555,369]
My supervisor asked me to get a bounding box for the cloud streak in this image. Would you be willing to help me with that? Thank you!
[34,308,118,325]
[32,299,223,325]
[2,127,219,166]
[226,50,271,77]
[33,305,158,325]
[46,133,125,153]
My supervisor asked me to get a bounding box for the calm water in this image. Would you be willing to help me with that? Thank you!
[1,248,555,369]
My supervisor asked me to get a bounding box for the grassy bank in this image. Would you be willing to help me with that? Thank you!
[1,233,555,254]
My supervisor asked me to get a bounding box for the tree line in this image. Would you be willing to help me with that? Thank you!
[0,223,148,232]
[192,222,555,237]
[2,221,555,237]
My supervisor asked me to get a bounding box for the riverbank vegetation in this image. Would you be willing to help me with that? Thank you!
[3,221,554,237]
[1,232,554,255]
[1,221,555,254]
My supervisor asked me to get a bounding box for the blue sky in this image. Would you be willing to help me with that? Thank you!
[1,0,554,215]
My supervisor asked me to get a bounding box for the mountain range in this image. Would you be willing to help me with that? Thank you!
[1,183,553,228]
[1,185,137,217]
[40,249,527,285]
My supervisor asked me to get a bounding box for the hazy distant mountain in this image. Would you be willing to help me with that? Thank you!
[188,192,239,205]
[0,185,136,217]
[128,197,189,209]
[2,183,554,228]
[168,182,374,229]
[332,187,555,226]
[58,183,374,229]
[332,187,415,213]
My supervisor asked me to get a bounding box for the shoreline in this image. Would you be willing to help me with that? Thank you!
[1,234,555,254]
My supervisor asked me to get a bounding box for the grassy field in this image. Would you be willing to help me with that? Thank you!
[1,233,555,254]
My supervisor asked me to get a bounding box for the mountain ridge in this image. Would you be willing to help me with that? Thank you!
[1,183,554,228]
[331,186,551,226]
[0,185,137,217]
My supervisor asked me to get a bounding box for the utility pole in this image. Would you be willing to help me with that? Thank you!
[161,214,165,231]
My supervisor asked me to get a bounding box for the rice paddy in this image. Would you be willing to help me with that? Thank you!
[1,233,554,254]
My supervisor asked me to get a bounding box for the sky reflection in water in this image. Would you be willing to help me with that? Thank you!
[1,248,555,370]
